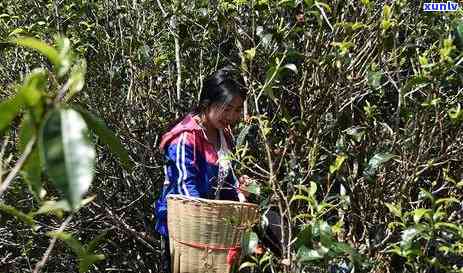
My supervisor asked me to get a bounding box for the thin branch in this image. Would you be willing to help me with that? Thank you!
[0,136,36,199]
[32,215,73,273]
[172,16,182,102]
[156,0,181,103]
[0,136,9,182]
[156,0,168,17]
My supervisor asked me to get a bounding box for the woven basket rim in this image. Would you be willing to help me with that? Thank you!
[167,194,259,208]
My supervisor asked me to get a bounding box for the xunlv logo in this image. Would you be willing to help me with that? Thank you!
[423,1,459,11]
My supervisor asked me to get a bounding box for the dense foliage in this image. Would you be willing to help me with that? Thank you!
[1,0,462,273]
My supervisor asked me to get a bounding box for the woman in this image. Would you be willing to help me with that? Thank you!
[154,67,251,273]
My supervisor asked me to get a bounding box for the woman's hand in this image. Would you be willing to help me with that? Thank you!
[238,175,252,198]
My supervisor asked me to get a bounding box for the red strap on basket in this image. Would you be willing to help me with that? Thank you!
[171,236,241,265]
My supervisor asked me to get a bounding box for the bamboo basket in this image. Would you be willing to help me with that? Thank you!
[167,194,259,273]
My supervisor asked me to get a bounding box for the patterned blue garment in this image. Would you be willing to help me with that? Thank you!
[154,114,240,238]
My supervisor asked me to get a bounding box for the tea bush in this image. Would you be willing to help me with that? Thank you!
[1,0,462,272]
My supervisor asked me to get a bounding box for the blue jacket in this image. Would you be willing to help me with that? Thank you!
[154,114,240,237]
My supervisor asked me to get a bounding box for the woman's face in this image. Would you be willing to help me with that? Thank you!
[205,96,244,129]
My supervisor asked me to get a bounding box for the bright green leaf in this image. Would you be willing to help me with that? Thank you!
[435,197,459,206]
[331,242,353,255]
[290,194,312,204]
[14,37,60,67]
[56,37,74,77]
[236,124,251,148]
[282,63,298,74]
[413,208,431,223]
[66,59,87,100]
[418,188,434,203]
[295,225,312,249]
[245,181,261,196]
[40,108,96,209]
[309,181,317,197]
[0,202,35,226]
[363,153,395,179]
[34,199,71,218]
[0,94,24,133]
[86,230,109,253]
[242,231,258,255]
[297,245,325,263]
[367,70,382,89]
[239,262,257,271]
[49,231,85,256]
[244,48,256,61]
[19,114,44,199]
[79,254,105,273]
[18,68,46,108]
[385,203,402,218]
[435,222,462,233]
[329,154,347,174]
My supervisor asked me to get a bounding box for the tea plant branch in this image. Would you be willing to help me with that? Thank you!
[0,136,36,199]
[103,207,155,250]
[156,0,167,17]
[54,80,71,103]
[258,120,293,272]
[234,159,270,180]
[156,0,181,102]
[0,136,9,182]
[257,53,286,102]
[314,2,333,32]
[275,141,289,175]
[32,215,73,273]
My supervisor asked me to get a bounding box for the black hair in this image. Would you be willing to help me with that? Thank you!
[164,66,246,132]
[193,66,246,114]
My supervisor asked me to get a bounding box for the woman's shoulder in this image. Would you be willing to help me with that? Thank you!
[159,114,204,151]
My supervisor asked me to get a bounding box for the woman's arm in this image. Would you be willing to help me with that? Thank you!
[164,131,201,197]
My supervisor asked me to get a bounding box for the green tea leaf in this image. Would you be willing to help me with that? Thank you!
[245,181,261,196]
[0,202,35,226]
[363,153,395,179]
[435,222,462,233]
[331,242,353,255]
[413,208,431,223]
[14,37,60,67]
[49,231,85,256]
[73,106,133,170]
[435,197,459,206]
[67,59,87,99]
[244,48,256,61]
[56,37,74,77]
[367,70,382,89]
[418,188,434,203]
[345,126,365,142]
[236,124,251,147]
[282,63,298,74]
[0,94,24,133]
[239,262,257,271]
[329,154,347,174]
[86,230,109,253]
[295,225,312,249]
[319,221,333,247]
[34,200,71,218]
[242,231,259,255]
[385,203,402,218]
[19,114,44,199]
[79,254,105,273]
[309,181,317,197]
[40,108,96,209]
[297,245,325,263]
[18,68,46,108]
